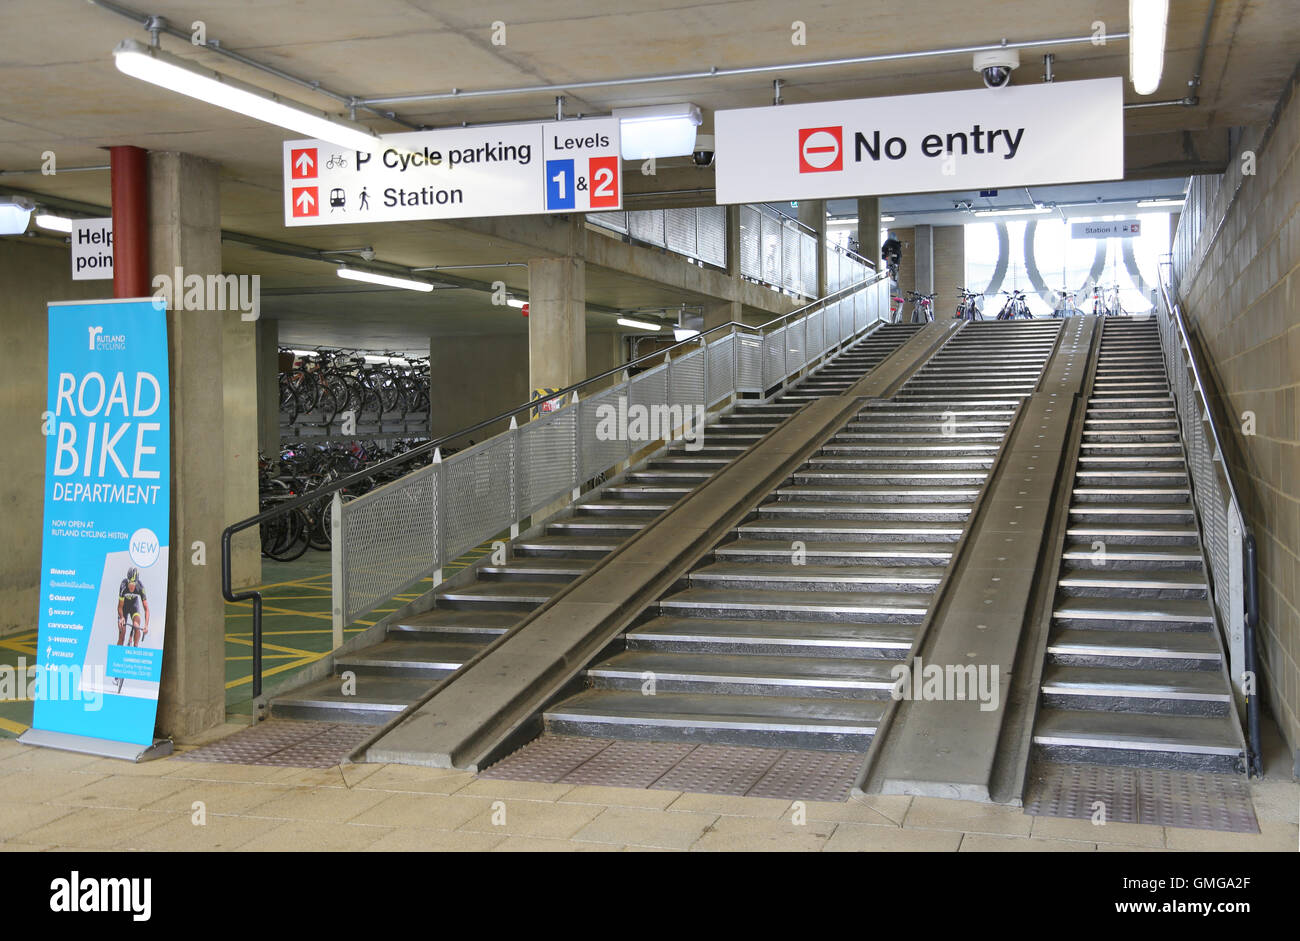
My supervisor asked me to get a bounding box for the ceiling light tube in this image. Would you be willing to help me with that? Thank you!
[112,39,382,152]
[673,327,701,341]
[613,103,702,160]
[972,206,1052,217]
[1135,197,1185,208]
[617,316,662,331]
[34,212,73,233]
[1129,0,1169,95]
[505,298,528,308]
[337,267,434,292]
[880,215,897,222]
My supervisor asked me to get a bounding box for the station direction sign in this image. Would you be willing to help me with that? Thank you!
[283,116,621,226]
[1071,219,1142,239]
[714,78,1123,203]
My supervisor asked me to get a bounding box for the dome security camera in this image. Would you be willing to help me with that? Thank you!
[692,133,715,168]
[974,49,1021,89]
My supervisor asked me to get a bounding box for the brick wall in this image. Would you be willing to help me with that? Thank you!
[1174,64,1300,767]
[933,225,967,318]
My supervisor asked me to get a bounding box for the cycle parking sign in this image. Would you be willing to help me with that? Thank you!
[283,116,621,226]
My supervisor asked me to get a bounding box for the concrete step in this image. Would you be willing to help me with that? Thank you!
[1052,596,1216,631]
[271,675,435,725]
[587,650,899,698]
[1046,627,1222,670]
[626,615,916,658]
[713,538,954,565]
[659,587,929,622]
[544,689,886,751]
[1041,664,1232,715]
[335,638,483,678]
[1032,708,1243,772]
[689,562,943,593]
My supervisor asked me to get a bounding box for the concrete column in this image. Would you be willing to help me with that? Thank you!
[255,318,279,460]
[797,200,827,296]
[857,197,881,266]
[148,151,231,740]
[527,256,586,394]
[725,204,742,276]
[914,224,935,295]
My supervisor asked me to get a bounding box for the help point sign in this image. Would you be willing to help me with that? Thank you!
[714,78,1123,203]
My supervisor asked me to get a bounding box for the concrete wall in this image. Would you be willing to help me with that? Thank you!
[0,238,107,637]
[429,333,529,449]
[1174,68,1300,763]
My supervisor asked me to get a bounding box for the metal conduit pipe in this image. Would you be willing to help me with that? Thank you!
[358,33,1129,106]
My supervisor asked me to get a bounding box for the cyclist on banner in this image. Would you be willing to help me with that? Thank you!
[113,567,150,693]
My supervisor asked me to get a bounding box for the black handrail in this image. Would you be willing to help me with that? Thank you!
[222,270,887,706]
[1157,263,1262,776]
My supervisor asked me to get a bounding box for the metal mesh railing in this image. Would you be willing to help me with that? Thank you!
[1154,273,1248,716]
[590,205,728,270]
[333,273,889,629]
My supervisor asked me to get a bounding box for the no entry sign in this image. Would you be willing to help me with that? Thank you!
[714,78,1123,203]
[282,117,621,226]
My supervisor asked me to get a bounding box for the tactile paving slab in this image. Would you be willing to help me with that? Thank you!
[1024,760,1259,833]
[482,734,865,801]
[176,719,374,769]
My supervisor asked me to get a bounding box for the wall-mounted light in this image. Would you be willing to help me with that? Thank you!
[112,39,382,152]
[613,103,702,160]
[0,197,35,235]
[1129,0,1169,95]
[617,316,662,331]
[337,267,434,292]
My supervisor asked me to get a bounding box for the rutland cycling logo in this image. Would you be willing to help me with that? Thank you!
[87,326,126,351]
[798,126,843,173]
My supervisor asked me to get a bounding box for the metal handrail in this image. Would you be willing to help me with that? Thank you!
[1156,261,1262,776]
[221,270,886,700]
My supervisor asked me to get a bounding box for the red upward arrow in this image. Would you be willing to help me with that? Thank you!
[295,151,314,174]
[292,187,318,217]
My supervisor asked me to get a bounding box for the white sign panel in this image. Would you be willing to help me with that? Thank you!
[283,117,621,226]
[1072,219,1142,239]
[714,78,1124,203]
[71,218,113,280]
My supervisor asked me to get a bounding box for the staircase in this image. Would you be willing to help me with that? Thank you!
[545,320,1062,751]
[1031,318,1246,772]
[270,323,922,724]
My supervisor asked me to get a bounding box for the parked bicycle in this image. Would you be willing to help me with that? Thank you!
[995,289,1032,320]
[954,287,983,321]
[1051,287,1083,318]
[905,291,936,323]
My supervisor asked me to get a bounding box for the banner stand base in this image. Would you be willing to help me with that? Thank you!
[17,728,173,763]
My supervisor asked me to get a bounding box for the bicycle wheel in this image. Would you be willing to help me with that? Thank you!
[265,507,311,561]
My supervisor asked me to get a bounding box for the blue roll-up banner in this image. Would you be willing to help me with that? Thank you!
[30,298,170,752]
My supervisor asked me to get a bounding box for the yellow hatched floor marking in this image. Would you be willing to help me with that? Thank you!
[226,654,322,690]
[0,717,28,735]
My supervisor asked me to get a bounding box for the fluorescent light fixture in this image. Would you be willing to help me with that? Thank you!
[112,39,382,152]
[1136,197,1184,208]
[337,267,434,292]
[673,327,701,341]
[828,216,858,225]
[505,298,528,308]
[617,316,662,331]
[880,215,897,222]
[972,206,1052,217]
[1129,0,1169,95]
[363,354,410,365]
[613,103,702,160]
[0,197,34,235]
[35,212,73,233]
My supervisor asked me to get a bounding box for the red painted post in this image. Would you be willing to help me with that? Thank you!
[109,145,149,298]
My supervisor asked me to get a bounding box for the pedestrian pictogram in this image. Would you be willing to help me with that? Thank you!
[291,148,317,180]
[292,186,319,217]
[798,126,843,173]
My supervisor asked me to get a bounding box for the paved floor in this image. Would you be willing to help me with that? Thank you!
[0,731,1294,852]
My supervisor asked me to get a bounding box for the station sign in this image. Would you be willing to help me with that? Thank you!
[714,78,1123,203]
[283,116,621,226]
[71,218,114,281]
[1071,219,1142,239]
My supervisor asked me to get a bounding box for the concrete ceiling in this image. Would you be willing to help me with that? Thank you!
[2,0,1297,348]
